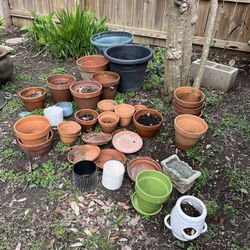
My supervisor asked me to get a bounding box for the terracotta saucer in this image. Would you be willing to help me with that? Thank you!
[67,144,100,164]
[112,131,143,154]
[81,132,112,146]
[95,149,126,169]
[127,157,162,182]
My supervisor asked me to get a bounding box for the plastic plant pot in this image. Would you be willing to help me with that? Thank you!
[55,102,73,117]
[73,160,97,192]
[90,31,134,54]
[44,106,64,126]
[102,160,125,190]
[164,195,208,241]
[104,44,153,92]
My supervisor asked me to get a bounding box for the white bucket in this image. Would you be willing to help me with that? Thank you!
[164,195,207,241]
[44,106,63,126]
[102,160,125,190]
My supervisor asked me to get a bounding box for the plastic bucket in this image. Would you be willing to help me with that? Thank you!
[44,106,63,126]
[55,102,73,117]
[102,160,125,190]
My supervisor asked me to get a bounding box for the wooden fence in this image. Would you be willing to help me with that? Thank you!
[1,0,250,52]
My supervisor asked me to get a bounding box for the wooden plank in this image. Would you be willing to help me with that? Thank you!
[0,0,11,25]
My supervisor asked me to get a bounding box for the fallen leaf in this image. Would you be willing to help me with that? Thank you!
[206,144,211,149]
[84,228,91,235]
[128,215,140,226]
[78,203,86,209]
[93,199,105,206]
[78,196,85,203]
[17,197,27,202]
[122,246,132,250]
[69,228,78,233]
[239,188,248,194]
[228,59,236,67]
[53,207,66,217]
[88,201,95,207]
[15,243,21,250]
[70,202,80,216]
[218,216,225,225]
[119,238,128,242]
[24,209,30,216]
[70,242,83,247]
[89,227,98,233]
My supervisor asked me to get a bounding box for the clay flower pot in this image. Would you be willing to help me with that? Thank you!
[70,80,102,109]
[57,121,81,145]
[91,71,120,99]
[134,104,147,112]
[19,87,47,111]
[133,108,163,138]
[82,132,112,146]
[174,87,205,109]
[98,111,120,133]
[75,109,98,132]
[174,114,208,150]
[173,100,204,116]
[97,99,117,112]
[47,74,76,103]
[76,55,109,80]
[18,130,54,157]
[13,115,51,145]
[115,104,135,127]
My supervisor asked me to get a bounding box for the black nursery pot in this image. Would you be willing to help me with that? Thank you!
[73,160,97,192]
[104,44,153,93]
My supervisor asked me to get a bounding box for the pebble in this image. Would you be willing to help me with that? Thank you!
[5,37,27,46]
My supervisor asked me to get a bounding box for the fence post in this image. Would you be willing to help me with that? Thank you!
[0,0,11,25]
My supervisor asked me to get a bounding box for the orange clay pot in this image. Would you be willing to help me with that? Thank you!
[114,104,135,127]
[97,99,117,112]
[98,111,120,133]
[134,104,147,112]
[74,109,99,132]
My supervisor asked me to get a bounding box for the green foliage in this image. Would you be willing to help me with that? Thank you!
[202,88,224,106]
[1,148,22,159]
[1,98,23,119]
[185,145,207,164]
[115,91,135,104]
[84,234,115,249]
[151,97,169,116]
[55,141,69,154]
[30,108,45,116]
[206,200,218,218]
[0,18,5,29]
[28,6,107,59]
[50,67,67,74]
[193,168,213,192]
[16,72,31,81]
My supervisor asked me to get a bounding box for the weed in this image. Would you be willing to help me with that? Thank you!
[55,141,69,154]
[224,204,238,218]
[54,221,67,239]
[14,63,26,70]
[206,199,218,218]
[115,91,135,104]
[113,212,125,228]
[51,67,67,74]
[150,97,169,116]
[30,108,45,116]
[38,73,48,83]
[185,145,207,164]
[3,81,19,93]
[84,234,115,249]
[1,148,22,159]
[202,88,224,106]
[16,72,31,81]
[156,130,173,142]
[59,162,72,173]
[0,169,25,188]
[193,168,213,192]
[211,144,224,154]
[143,74,163,91]
[1,98,23,119]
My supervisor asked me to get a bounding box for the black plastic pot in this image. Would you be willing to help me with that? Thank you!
[104,44,153,92]
[73,160,97,192]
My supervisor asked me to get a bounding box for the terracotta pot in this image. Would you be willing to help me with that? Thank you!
[91,71,119,99]
[115,104,135,127]
[133,108,163,138]
[173,100,204,115]
[13,115,51,145]
[75,109,98,132]
[70,80,102,109]
[76,55,109,80]
[95,149,126,169]
[98,111,120,133]
[174,87,205,109]
[19,87,47,112]
[57,121,81,145]
[127,157,162,182]
[174,114,208,150]
[18,130,54,157]
[47,74,76,103]
[97,99,117,112]
[134,104,147,112]
[82,132,112,146]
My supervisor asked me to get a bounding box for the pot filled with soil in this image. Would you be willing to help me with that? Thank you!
[0,46,13,84]
[133,108,163,138]
[98,111,120,133]
[164,195,207,241]
[75,109,98,132]
[104,44,153,92]
[13,115,51,145]
[97,99,117,112]
[57,121,81,145]
[114,104,135,127]
[47,74,76,103]
[91,71,120,99]
[174,114,208,150]
[18,130,54,157]
[19,87,47,112]
[90,31,134,54]
[76,55,109,80]
[174,87,205,109]
[70,80,102,109]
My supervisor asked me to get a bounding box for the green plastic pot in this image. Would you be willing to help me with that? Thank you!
[135,170,172,204]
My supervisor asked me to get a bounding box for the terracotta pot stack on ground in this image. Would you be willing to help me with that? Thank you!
[14,115,53,157]
[173,87,205,117]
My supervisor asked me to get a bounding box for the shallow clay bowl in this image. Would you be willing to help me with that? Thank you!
[67,144,101,164]
[95,149,126,169]
[127,157,162,182]
[82,132,112,146]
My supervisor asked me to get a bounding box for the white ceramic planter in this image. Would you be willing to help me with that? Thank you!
[44,106,63,126]
[102,160,125,190]
[164,195,207,241]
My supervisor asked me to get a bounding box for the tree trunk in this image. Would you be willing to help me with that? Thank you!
[193,0,218,88]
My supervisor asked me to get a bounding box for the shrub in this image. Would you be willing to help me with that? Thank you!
[27,6,107,59]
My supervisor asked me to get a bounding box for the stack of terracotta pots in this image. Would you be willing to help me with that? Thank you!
[14,115,53,157]
[173,87,205,117]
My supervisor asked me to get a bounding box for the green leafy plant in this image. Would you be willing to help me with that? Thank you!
[185,144,207,164]
[206,199,218,218]
[27,6,107,59]
[193,168,213,192]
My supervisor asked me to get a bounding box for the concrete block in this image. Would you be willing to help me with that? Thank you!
[190,59,239,91]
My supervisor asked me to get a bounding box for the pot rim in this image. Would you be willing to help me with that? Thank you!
[19,87,47,101]
[76,55,108,72]
[91,71,120,86]
[75,109,99,124]
[98,111,120,123]
[114,104,135,117]
[57,121,81,135]
[47,74,76,90]
[97,99,118,111]
[0,46,8,58]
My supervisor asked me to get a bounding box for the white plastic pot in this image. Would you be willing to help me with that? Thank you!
[44,106,63,126]
[164,195,207,241]
[102,160,125,190]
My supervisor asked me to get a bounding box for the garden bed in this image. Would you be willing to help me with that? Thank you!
[0,27,249,249]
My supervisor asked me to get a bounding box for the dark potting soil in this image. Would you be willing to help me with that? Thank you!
[78,113,94,121]
[137,113,161,126]
[183,228,197,236]
[52,81,69,85]
[74,86,98,93]
[27,91,43,98]
[181,202,201,217]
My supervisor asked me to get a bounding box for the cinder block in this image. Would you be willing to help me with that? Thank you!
[190,59,239,91]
